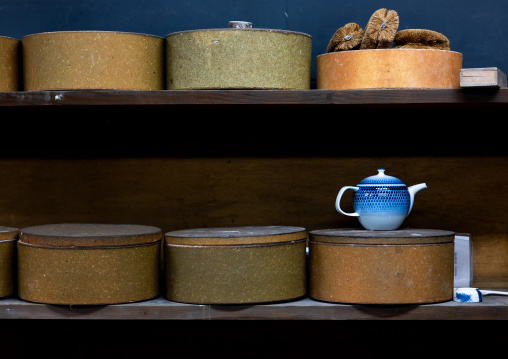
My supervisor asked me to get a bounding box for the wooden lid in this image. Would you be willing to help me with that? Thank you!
[309,228,455,245]
[165,225,307,246]
[19,223,162,247]
[0,226,19,241]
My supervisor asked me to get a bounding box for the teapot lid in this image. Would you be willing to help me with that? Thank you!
[358,168,405,186]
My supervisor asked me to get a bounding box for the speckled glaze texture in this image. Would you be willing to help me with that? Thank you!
[165,29,312,89]
[17,223,161,305]
[309,229,455,304]
[316,49,462,89]
[22,31,164,90]
[0,36,20,91]
[0,226,19,298]
[164,226,307,304]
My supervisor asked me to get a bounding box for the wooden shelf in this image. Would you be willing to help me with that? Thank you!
[2,295,508,320]
[1,88,507,322]
[1,88,508,108]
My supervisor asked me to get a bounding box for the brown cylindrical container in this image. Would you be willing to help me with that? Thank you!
[165,23,312,89]
[0,226,19,298]
[309,228,455,304]
[17,223,161,305]
[22,31,164,90]
[164,226,307,304]
[316,49,462,89]
[0,36,21,92]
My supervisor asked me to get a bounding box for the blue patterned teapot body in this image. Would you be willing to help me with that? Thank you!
[335,168,427,230]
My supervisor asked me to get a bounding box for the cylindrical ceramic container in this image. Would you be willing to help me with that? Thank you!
[309,228,455,304]
[164,225,307,304]
[165,22,312,89]
[0,226,19,298]
[22,31,164,90]
[0,36,21,91]
[316,49,462,89]
[17,223,161,305]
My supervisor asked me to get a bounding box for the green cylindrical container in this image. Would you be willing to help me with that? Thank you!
[164,225,307,304]
[165,22,312,89]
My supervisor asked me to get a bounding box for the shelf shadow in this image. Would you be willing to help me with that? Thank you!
[352,303,420,319]
[44,303,109,317]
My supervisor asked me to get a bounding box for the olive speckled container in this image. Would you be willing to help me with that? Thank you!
[317,49,462,89]
[17,223,161,305]
[164,226,307,304]
[22,31,164,90]
[0,226,19,298]
[165,23,312,89]
[0,36,20,92]
[309,228,455,304]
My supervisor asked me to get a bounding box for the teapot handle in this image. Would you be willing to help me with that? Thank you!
[335,186,360,217]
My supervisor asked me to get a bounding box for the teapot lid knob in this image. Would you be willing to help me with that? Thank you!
[357,168,404,186]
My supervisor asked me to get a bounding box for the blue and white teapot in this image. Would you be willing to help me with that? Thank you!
[335,168,427,230]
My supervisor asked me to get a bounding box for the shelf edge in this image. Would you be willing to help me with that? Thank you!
[2,296,508,320]
[1,89,508,107]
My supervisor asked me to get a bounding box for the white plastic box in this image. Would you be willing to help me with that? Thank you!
[454,233,473,287]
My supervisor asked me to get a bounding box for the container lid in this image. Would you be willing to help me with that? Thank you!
[165,225,307,246]
[309,228,455,245]
[19,223,162,247]
[0,35,20,42]
[358,168,405,186]
[165,21,311,38]
[22,30,163,41]
[0,226,19,241]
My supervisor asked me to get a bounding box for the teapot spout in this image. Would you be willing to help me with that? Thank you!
[407,183,427,215]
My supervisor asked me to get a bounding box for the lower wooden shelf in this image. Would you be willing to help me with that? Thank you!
[1,295,507,320]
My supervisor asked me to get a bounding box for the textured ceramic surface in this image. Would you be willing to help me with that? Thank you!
[0,36,20,91]
[0,239,17,298]
[336,168,426,230]
[22,31,164,90]
[164,226,307,304]
[309,228,455,304]
[17,223,161,305]
[316,49,462,89]
[165,27,312,89]
[0,226,19,298]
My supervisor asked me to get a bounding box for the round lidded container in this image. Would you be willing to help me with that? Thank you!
[165,21,312,89]
[22,31,164,91]
[17,223,162,305]
[164,225,307,304]
[0,36,21,92]
[0,226,19,298]
[309,228,455,304]
[316,49,462,89]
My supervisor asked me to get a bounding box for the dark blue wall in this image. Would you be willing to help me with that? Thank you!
[1,1,507,83]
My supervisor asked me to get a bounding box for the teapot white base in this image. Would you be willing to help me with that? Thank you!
[358,214,406,231]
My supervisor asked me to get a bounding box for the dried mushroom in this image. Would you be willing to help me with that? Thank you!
[326,23,364,52]
[360,8,399,49]
[393,29,450,50]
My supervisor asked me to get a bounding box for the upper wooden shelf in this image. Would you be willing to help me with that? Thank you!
[1,295,507,320]
[1,88,507,108]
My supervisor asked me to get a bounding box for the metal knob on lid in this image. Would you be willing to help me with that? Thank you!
[228,21,252,29]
